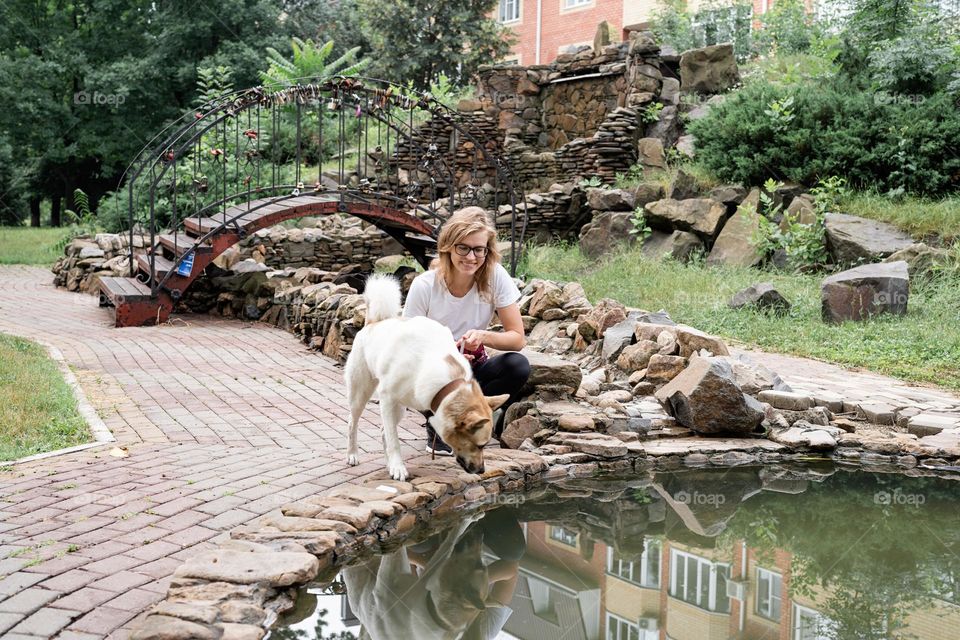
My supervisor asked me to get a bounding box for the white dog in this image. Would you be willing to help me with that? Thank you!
[345,275,508,481]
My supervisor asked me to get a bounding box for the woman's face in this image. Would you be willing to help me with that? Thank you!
[450,230,490,277]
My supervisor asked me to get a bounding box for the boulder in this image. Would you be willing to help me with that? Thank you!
[616,340,660,373]
[667,169,700,200]
[501,415,541,450]
[587,188,636,212]
[654,357,764,435]
[680,44,740,94]
[636,137,666,168]
[675,135,697,158]
[821,261,909,323]
[708,184,748,206]
[645,354,688,383]
[645,106,681,148]
[824,213,914,264]
[715,354,792,395]
[528,280,565,318]
[641,230,704,263]
[728,282,791,314]
[635,322,729,357]
[882,243,951,277]
[768,421,843,451]
[579,211,635,259]
[645,198,727,239]
[706,188,764,268]
[577,298,628,342]
[660,77,681,105]
[520,349,583,391]
[779,194,816,232]
[634,183,666,208]
[601,313,640,362]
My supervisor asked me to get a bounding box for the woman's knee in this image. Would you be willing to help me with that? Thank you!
[502,352,530,386]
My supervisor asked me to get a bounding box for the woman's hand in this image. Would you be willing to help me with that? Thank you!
[458,329,486,352]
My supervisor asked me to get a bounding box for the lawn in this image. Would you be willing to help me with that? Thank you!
[520,243,960,390]
[0,226,73,266]
[0,333,90,462]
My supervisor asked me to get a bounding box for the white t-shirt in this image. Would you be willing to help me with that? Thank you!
[403,263,521,340]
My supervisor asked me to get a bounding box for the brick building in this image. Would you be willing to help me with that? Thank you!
[495,0,789,65]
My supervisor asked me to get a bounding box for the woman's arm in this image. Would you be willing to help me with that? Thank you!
[460,302,526,352]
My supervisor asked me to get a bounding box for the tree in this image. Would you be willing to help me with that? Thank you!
[356,0,512,89]
[0,0,293,226]
[280,0,371,63]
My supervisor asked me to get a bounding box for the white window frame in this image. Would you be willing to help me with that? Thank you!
[606,539,661,588]
[563,0,592,9]
[755,567,783,621]
[792,603,837,640]
[499,0,521,24]
[669,549,731,613]
[549,525,579,547]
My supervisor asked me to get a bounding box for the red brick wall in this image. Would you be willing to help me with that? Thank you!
[500,0,626,66]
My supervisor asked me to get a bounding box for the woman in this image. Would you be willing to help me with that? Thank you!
[403,208,530,455]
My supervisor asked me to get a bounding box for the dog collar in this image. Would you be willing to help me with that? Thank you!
[430,378,465,413]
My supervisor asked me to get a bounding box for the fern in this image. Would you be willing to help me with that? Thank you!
[260,38,368,90]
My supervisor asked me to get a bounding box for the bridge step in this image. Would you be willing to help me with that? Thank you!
[157,232,212,258]
[136,253,176,279]
[98,276,154,305]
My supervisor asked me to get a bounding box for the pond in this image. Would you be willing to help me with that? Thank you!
[269,465,960,640]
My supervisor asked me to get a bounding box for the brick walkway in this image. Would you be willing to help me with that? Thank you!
[0,266,426,639]
[2,266,959,639]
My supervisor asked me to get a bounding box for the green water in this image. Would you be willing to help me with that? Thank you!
[270,465,960,640]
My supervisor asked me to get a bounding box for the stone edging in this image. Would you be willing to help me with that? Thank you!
[128,434,960,640]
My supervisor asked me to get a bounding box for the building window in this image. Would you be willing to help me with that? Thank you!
[793,604,836,640]
[669,549,731,613]
[606,539,661,588]
[563,0,592,9]
[755,567,782,621]
[548,525,578,547]
[499,0,520,23]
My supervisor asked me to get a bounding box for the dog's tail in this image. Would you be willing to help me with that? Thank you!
[363,274,402,324]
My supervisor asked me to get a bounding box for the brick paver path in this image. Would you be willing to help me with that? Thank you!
[0,266,427,639]
[2,265,959,639]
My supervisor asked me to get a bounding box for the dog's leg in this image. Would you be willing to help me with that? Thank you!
[345,357,376,467]
[379,397,408,481]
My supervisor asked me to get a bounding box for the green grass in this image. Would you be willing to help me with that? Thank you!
[520,243,960,390]
[0,333,90,461]
[0,226,73,266]
[838,192,960,244]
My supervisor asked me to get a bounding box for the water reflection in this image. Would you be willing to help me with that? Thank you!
[271,465,960,640]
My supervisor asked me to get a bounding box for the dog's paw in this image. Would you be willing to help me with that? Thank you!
[347,453,359,466]
[388,462,408,482]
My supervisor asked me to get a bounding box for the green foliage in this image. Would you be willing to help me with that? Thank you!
[357,0,513,90]
[688,79,960,196]
[196,66,235,108]
[753,0,820,54]
[651,0,754,60]
[578,176,604,189]
[640,102,664,125]
[261,38,368,90]
[628,207,653,241]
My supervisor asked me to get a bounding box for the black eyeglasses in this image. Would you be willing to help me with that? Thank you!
[453,244,489,258]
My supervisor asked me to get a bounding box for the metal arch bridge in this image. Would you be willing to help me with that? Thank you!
[98,76,527,327]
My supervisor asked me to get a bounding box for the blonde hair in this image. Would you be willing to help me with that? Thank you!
[433,208,501,301]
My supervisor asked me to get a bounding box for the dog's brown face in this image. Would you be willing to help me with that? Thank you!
[433,381,508,475]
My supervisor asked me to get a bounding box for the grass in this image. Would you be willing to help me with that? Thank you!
[0,226,73,266]
[838,192,960,244]
[520,243,960,390]
[0,333,90,462]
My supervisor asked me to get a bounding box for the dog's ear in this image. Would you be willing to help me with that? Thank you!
[485,394,510,411]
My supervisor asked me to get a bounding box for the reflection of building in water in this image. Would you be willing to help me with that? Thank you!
[512,522,960,640]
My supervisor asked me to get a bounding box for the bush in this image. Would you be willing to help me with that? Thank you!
[687,80,960,196]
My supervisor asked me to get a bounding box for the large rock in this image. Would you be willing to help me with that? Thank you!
[728,282,791,314]
[601,314,640,362]
[520,349,582,391]
[679,44,740,94]
[824,213,914,264]
[667,169,700,200]
[645,106,682,149]
[882,243,951,277]
[821,261,909,323]
[579,211,635,259]
[715,354,792,395]
[641,230,704,263]
[173,550,319,586]
[654,357,765,435]
[528,280,565,318]
[636,137,666,168]
[586,188,635,212]
[780,194,816,232]
[706,188,764,267]
[635,323,729,357]
[634,183,666,208]
[645,198,727,239]
[577,298,628,343]
[616,340,660,373]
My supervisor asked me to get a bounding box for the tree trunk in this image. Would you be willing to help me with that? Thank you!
[30,197,41,227]
[50,195,62,227]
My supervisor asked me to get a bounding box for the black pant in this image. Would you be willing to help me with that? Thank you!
[473,352,531,435]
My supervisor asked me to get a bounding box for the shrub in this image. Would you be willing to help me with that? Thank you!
[687,80,960,196]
